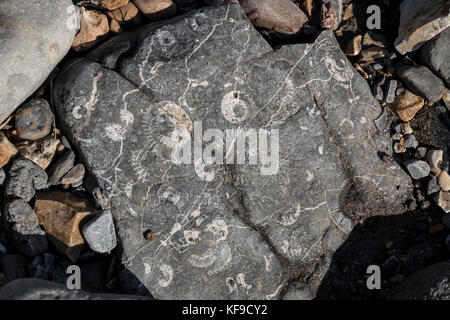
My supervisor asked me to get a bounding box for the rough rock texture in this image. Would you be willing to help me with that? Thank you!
[0,132,18,168]
[239,0,309,34]
[389,260,450,300]
[54,4,411,299]
[34,192,97,262]
[3,199,48,257]
[420,27,450,88]
[0,279,152,300]
[0,0,78,124]
[82,209,117,253]
[394,0,450,55]
[48,150,76,185]
[5,157,49,202]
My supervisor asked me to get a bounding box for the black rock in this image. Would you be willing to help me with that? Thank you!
[3,199,48,257]
[28,253,66,284]
[53,4,411,299]
[5,157,48,202]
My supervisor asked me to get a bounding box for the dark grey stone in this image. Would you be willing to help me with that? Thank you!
[0,278,152,300]
[47,150,75,185]
[3,199,48,257]
[53,4,411,299]
[372,85,383,101]
[402,134,418,149]
[81,209,117,253]
[420,27,450,88]
[405,160,431,180]
[396,65,445,103]
[390,260,450,300]
[384,79,397,104]
[427,177,441,195]
[5,157,49,202]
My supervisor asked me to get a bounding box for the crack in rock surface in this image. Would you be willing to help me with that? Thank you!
[53,3,412,299]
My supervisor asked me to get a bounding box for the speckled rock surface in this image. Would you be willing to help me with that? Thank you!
[53,4,411,299]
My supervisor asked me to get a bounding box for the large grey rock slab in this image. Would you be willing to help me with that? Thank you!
[54,3,412,299]
[420,27,450,88]
[389,260,450,300]
[0,279,152,300]
[394,0,450,55]
[0,0,78,124]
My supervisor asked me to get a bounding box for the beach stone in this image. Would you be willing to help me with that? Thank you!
[48,150,76,185]
[34,191,97,262]
[395,0,450,55]
[60,164,85,185]
[437,171,450,191]
[133,0,177,20]
[3,199,48,257]
[72,8,109,52]
[0,0,78,124]
[53,4,411,299]
[15,137,60,170]
[239,0,309,34]
[5,157,49,202]
[427,149,444,176]
[0,132,18,168]
[82,210,117,253]
[389,89,425,122]
[396,65,445,103]
[420,27,450,88]
[15,98,53,141]
[107,2,142,25]
[435,190,450,213]
[427,177,441,195]
[405,160,431,180]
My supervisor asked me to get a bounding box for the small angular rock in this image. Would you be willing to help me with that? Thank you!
[384,79,398,104]
[240,0,309,34]
[427,177,441,195]
[5,157,49,202]
[16,137,60,170]
[3,199,48,257]
[107,2,141,25]
[82,210,117,253]
[426,149,443,176]
[60,163,85,185]
[345,34,362,56]
[434,190,450,213]
[48,150,75,185]
[72,8,109,52]
[405,160,431,180]
[389,89,425,122]
[133,0,177,21]
[0,132,17,168]
[34,192,97,262]
[437,171,450,191]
